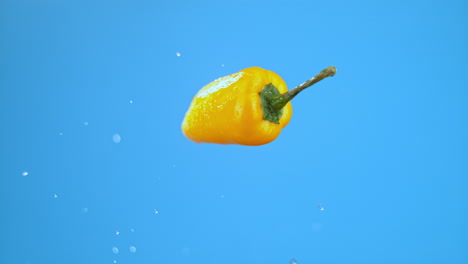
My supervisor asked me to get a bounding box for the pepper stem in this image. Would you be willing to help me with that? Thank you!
[271,66,337,111]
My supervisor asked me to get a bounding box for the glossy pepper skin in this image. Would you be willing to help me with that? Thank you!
[182,66,336,146]
[182,67,292,146]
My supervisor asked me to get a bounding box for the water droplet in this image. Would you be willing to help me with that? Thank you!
[82,208,88,213]
[83,122,89,126]
[176,52,181,57]
[318,204,324,211]
[129,246,136,253]
[154,209,159,214]
[112,247,119,254]
[115,230,120,235]
[112,134,121,143]
[289,258,297,264]
[22,171,28,177]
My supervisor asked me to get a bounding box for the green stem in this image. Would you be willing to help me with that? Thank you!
[271,66,337,111]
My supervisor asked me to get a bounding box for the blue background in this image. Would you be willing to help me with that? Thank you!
[1,0,467,263]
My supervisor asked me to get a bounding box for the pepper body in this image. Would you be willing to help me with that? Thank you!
[181,67,292,146]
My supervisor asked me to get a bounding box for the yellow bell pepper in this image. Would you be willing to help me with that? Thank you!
[181,66,336,146]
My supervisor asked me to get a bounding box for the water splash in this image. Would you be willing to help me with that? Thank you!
[112,134,121,143]
[318,204,324,211]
